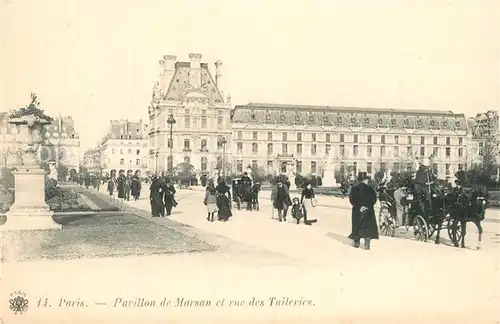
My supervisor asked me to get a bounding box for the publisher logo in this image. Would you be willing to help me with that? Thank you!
[9,291,28,315]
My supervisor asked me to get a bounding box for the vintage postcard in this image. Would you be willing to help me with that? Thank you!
[0,0,499,323]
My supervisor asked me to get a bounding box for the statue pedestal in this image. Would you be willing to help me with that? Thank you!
[288,175,296,190]
[1,168,61,231]
[323,166,338,188]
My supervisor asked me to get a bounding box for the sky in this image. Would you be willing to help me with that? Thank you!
[1,0,499,150]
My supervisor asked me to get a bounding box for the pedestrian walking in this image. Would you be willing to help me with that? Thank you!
[300,181,317,225]
[107,178,115,196]
[117,170,126,199]
[204,181,218,222]
[216,178,232,221]
[124,175,132,201]
[163,179,177,216]
[272,179,292,222]
[149,176,163,217]
[348,171,379,250]
[131,172,142,200]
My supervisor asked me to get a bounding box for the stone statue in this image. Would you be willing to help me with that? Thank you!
[323,150,338,187]
[48,161,58,182]
[3,93,61,230]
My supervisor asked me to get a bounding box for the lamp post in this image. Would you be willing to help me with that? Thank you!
[221,137,227,178]
[167,114,176,172]
[155,151,159,175]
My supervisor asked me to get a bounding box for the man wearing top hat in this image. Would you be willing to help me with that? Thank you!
[414,157,436,217]
[348,171,379,249]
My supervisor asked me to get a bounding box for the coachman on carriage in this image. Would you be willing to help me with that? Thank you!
[378,159,488,249]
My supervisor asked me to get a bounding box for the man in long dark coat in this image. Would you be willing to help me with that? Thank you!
[117,170,126,199]
[414,158,435,217]
[149,176,162,217]
[162,179,176,216]
[131,172,142,200]
[271,180,292,222]
[349,171,379,249]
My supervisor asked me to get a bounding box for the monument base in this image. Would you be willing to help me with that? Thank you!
[323,168,339,188]
[0,168,62,231]
[1,213,61,231]
[288,175,297,190]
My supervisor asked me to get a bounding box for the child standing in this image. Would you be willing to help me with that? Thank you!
[291,197,304,224]
[204,181,218,222]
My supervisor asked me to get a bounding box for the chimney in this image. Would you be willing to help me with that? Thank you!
[215,60,223,91]
[189,53,202,87]
[158,59,165,77]
[161,55,177,95]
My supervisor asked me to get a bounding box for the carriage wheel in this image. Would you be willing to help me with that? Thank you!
[379,207,395,237]
[447,218,463,247]
[412,215,428,242]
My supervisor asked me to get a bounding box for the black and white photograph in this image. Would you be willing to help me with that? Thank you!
[0,1,499,323]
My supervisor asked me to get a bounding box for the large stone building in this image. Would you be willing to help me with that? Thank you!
[231,103,471,180]
[143,53,495,182]
[97,119,149,175]
[0,112,80,172]
[147,54,232,176]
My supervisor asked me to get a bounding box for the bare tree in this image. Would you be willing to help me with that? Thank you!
[474,111,498,175]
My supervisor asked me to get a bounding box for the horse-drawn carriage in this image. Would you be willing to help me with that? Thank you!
[231,177,261,211]
[378,181,487,248]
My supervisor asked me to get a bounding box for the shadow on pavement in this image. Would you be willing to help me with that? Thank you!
[325,232,353,248]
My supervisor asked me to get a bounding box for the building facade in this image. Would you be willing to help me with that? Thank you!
[148,53,232,176]
[80,148,102,174]
[0,112,80,171]
[231,103,470,180]
[97,119,149,176]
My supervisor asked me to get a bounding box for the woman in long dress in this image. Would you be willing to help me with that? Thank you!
[216,178,232,222]
[300,181,317,224]
[204,181,218,222]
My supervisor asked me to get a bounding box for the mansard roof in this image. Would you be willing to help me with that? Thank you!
[232,103,468,132]
[107,119,146,140]
[164,62,224,103]
[42,116,79,139]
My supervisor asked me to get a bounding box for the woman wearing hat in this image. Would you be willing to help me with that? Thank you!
[348,171,379,249]
[300,181,317,224]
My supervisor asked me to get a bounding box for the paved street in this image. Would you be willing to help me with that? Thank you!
[0,184,498,323]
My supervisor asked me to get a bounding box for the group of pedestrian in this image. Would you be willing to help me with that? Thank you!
[203,177,232,222]
[149,175,177,217]
[270,177,318,225]
[106,170,142,200]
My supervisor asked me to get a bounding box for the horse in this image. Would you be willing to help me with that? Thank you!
[250,183,261,211]
[446,186,487,249]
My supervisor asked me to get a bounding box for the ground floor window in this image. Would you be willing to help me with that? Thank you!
[310,161,317,174]
[236,160,243,173]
